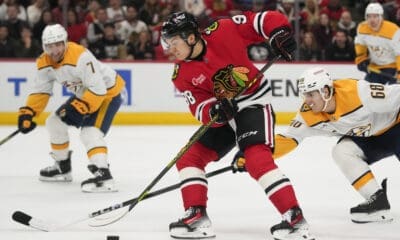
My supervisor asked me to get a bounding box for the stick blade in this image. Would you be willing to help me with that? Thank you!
[12,211,32,226]
[12,210,51,231]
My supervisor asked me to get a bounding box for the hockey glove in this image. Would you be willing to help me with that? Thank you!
[209,98,238,124]
[56,97,89,128]
[357,60,370,73]
[269,27,297,61]
[18,106,37,134]
[231,150,246,173]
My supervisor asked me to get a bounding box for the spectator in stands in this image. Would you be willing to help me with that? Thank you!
[382,0,400,26]
[312,12,334,60]
[116,4,148,43]
[325,29,355,61]
[75,0,88,23]
[51,0,65,24]
[181,0,210,28]
[163,0,181,15]
[6,0,27,21]
[32,9,53,42]
[337,10,357,41]
[0,22,15,57]
[128,30,154,60]
[84,0,101,24]
[277,0,296,27]
[66,8,87,43]
[106,0,127,22]
[139,0,162,28]
[320,0,347,30]
[27,0,48,27]
[300,0,320,31]
[299,31,321,61]
[0,0,7,20]
[14,24,41,57]
[4,3,28,40]
[87,7,109,44]
[125,31,138,59]
[204,0,235,21]
[91,22,126,60]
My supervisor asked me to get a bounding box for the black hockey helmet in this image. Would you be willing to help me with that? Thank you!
[161,11,200,41]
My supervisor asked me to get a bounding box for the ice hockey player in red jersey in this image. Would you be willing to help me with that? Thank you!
[161,11,315,240]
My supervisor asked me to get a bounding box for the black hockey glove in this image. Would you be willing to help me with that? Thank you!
[209,98,238,124]
[357,60,370,73]
[18,106,37,134]
[56,97,89,128]
[231,150,246,173]
[269,27,297,61]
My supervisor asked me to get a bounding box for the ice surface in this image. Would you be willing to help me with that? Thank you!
[1,125,399,240]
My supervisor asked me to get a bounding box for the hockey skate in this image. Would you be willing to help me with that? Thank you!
[350,178,393,223]
[169,206,215,239]
[81,165,117,193]
[39,151,72,182]
[270,207,315,240]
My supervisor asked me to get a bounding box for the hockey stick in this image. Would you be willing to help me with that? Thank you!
[12,165,233,231]
[367,66,398,82]
[0,129,20,146]
[87,55,281,226]
[12,55,280,230]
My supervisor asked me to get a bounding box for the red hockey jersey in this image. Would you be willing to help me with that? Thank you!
[171,11,290,126]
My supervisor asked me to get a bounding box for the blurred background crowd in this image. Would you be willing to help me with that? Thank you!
[0,0,398,61]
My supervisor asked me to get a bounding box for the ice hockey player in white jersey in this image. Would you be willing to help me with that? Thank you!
[354,2,400,84]
[260,67,400,224]
[17,24,125,193]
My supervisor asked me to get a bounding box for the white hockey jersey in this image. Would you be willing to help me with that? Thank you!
[274,79,400,158]
[354,20,400,70]
[25,42,125,116]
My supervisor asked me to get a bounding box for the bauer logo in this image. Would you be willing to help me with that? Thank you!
[62,69,132,106]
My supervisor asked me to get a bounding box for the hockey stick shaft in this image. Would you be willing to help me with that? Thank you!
[0,129,20,146]
[90,164,233,218]
[133,165,232,201]
[12,165,233,231]
[126,56,280,211]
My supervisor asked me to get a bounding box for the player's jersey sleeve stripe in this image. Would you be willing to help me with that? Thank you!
[253,12,268,39]
[195,97,216,123]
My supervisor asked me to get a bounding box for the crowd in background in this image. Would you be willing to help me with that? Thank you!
[0,0,398,61]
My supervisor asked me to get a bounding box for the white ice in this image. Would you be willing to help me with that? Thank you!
[1,125,400,240]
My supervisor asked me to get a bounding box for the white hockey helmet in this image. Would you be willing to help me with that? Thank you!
[365,3,384,19]
[41,24,68,54]
[298,67,333,96]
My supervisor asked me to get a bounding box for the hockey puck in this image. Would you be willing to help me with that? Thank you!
[107,235,119,240]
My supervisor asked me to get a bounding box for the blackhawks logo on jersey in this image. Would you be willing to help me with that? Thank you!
[172,64,179,80]
[213,64,250,99]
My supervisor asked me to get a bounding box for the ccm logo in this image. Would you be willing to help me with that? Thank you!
[237,131,258,142]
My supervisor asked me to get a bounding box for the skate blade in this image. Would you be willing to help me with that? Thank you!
[81,181,118,193]
[39,173,72,182]
[351,210,393,224]
[170,227,215,239]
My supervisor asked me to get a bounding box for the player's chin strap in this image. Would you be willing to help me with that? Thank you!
[184,36,201,60]
[321,86,333,112]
